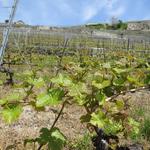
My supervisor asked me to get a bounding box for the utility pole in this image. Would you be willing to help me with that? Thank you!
[0,0,19,65]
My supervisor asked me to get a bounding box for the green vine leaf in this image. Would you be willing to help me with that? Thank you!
[144,74,150,85]
[115,100,125,110]
[5,89,26,102]
[80,114,91,123]
[95,91,106,106]
[128,118,140,139]
[22,70,34,77]
[1,105,23,124]
[103,63,111,69]
[48,127,66,150]
[68,82,88,96]
[33,77,45,88]
[127,76,143,86]
[36,94,50,107]
[92,80,111,89]
[36,127,66,150]
[36,88,64,107]
[68,83,88,105]
[113,68,131,74]
[6,92,21,101]
[104,120,123,135]
[0,99,7,105]
[113,76,126,86]
[0,90,25,106]
[51,73,72,87]
[90,111,107,128]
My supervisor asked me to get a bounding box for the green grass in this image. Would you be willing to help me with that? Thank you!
[67,132,93,150]
[141,118,150,141]
[131,106,150,143]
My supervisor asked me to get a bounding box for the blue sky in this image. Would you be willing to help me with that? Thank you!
[0,0,150,26]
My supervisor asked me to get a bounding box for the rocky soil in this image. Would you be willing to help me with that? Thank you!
[0,89,149,150]
[0,104,86,150]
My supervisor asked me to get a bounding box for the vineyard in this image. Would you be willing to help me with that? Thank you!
[0,27,150,150]
[1,27,150,56]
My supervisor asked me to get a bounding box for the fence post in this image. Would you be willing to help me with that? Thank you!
[127,38,130,51]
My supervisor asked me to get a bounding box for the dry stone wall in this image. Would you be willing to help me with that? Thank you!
[127,21,150,30]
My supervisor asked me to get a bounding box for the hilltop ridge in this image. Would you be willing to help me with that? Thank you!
[0,19,150,31]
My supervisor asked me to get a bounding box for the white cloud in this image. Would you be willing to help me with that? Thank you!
[4,0,127,26]
[105,0,126,18]
[82,0,107,21]
[83,6,98,21]
[106,0,119,9]
[81,0,126,22]
[107,6,125,17]
[57,1,74,15]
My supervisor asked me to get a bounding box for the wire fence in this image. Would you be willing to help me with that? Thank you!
[0,27,150,57]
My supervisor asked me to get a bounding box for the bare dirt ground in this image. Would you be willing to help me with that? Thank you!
[0,88,149,150]
[0,103,86,150]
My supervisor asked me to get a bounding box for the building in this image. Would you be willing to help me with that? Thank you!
[15,20,25,25]
[0,23,6,28]
[37,26,50,30]
[127,20,150,30]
